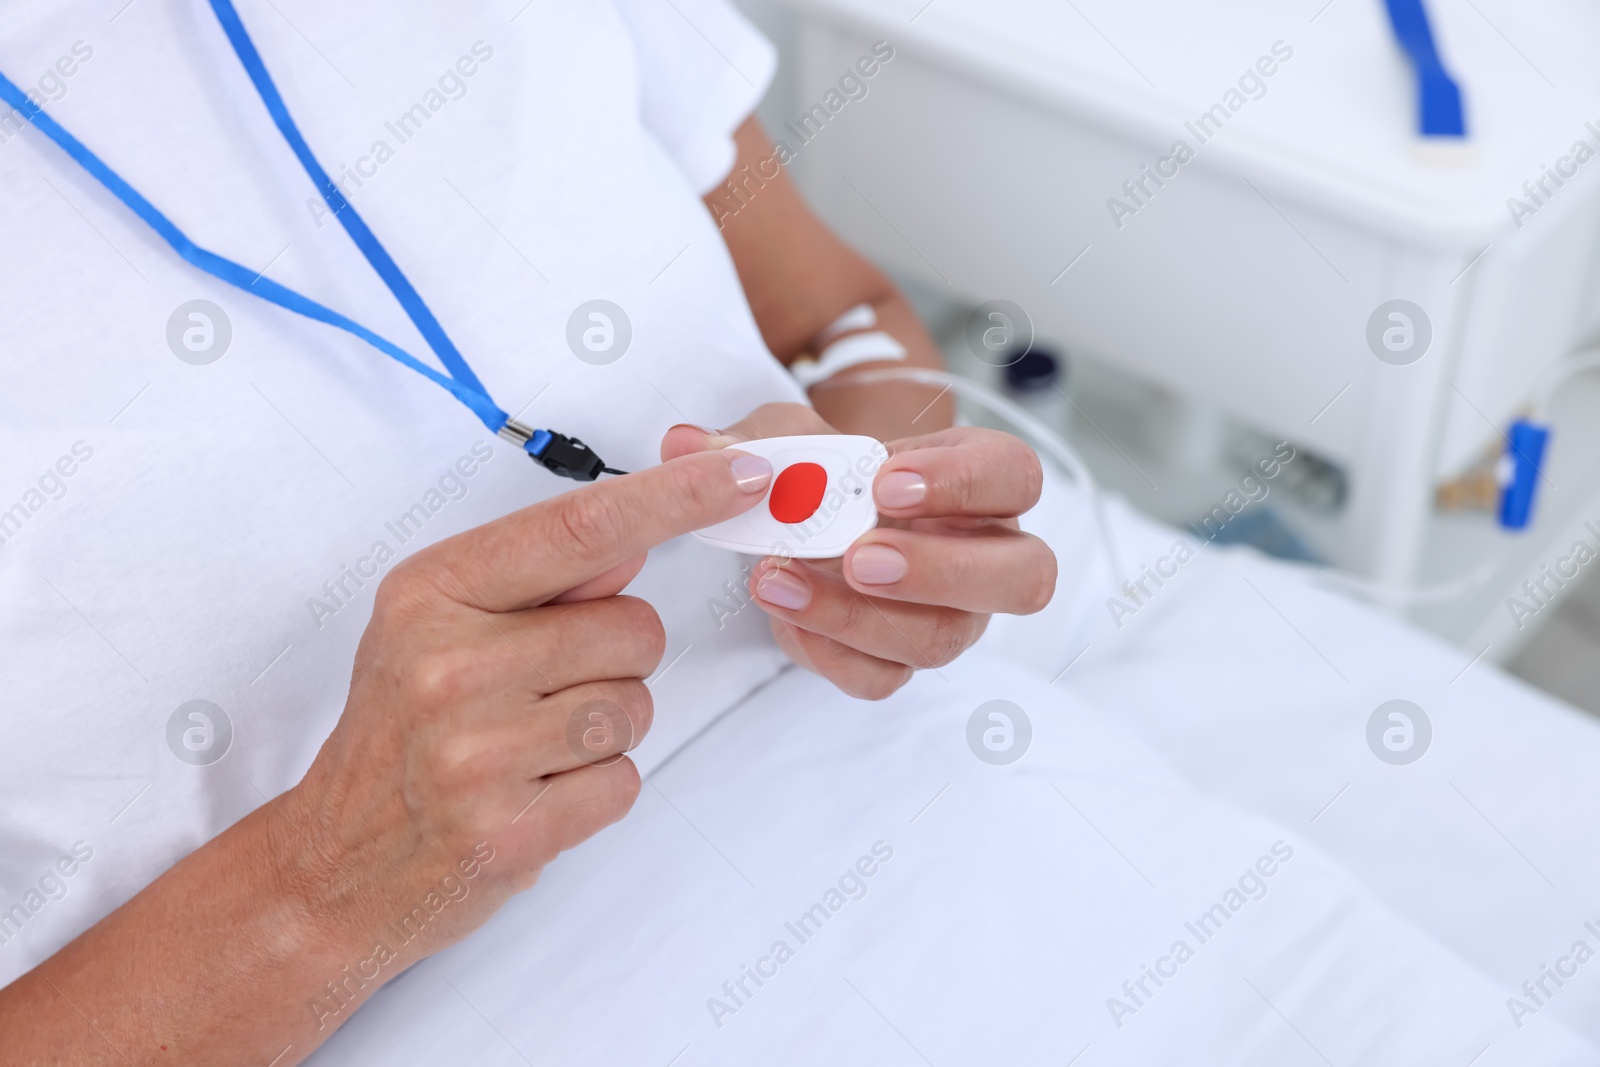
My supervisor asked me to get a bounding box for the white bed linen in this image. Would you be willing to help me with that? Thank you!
[304,469,1600,1064]
[1059,499,1600,1049]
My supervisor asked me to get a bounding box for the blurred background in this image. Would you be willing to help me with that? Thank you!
[733,0,1600,714]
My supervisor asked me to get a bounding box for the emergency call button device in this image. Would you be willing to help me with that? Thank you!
[693,435,887,558]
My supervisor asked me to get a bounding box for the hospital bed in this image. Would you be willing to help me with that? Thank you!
[750,0,1600,663]
[301,5,1600,1058]
[303,469,1600,1064]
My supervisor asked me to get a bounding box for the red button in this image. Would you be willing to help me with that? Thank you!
[768,462,827,524]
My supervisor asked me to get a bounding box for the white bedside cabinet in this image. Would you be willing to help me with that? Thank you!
[761,0,1600,655]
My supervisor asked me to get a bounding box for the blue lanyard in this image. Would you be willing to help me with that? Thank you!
[0,0,619,481]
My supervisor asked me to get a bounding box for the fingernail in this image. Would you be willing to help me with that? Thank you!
[697,425,744,449]
[876,471,927,509]
[850,543,907,585]
[672,423,742,449]
[755,567,810,610]
[729,453,773,493]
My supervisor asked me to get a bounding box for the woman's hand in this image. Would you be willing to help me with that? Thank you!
[283,448,775,963]
[1,448,777,1066]
[662,404,1056,699]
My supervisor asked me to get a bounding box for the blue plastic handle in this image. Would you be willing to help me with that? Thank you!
[1499,419,1550,530]
[1383,0,1467,138]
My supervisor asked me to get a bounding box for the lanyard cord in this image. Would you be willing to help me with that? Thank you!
[0,1,621,480]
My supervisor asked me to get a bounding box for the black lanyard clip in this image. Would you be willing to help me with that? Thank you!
[499,421,623,481]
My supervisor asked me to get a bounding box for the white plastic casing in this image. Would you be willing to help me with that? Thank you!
[692,435,888,558]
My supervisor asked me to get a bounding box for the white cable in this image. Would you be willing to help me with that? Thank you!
[819,366,1130,588]
[827,366,1519,611]
[826,365,1579,612]
[834,367,1514,610]
[1532,348,1600,417]
[1310,557,1507,607]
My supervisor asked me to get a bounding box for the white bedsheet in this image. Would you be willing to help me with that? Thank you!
[306,471,1600,1064]
[1060,506,1600,1050]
